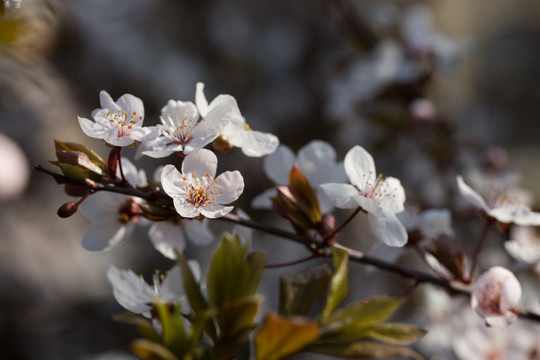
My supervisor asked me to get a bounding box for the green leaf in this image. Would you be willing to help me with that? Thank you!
[54,140,106,171]
[222,295,263,340]
[365,323,427,344]
[113,312,161,343]
[188,308,218,354]
[321,297,403,340]
[131,339,179,360]
[320,247,349,322]
[306,341,424,359]
[154,300,187,356]
[254,312,319,360]
[246,251,267,296]
[58,163,89,184]
[56,150,103,177]
[279,264,332,316]
[215,295,263,359]
[207,233,265,310]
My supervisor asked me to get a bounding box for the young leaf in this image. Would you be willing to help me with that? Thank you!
[255,312,319,360]
[54,140,106,170]
[131,339,180,360]
[113,312,161,343]
[306,341,424,360]
[288,164,322,224]
[279,264,332,316]
[246,251,268,296]
[320,297,403,340]
[364,323,427,344]
[154,300,187,356]
[176,251,217,341]
[320,247,349,322]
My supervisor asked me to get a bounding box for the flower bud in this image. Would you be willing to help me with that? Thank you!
[57,201,79,218]
[212,135,233,154]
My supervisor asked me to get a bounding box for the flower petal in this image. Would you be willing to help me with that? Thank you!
[99,90,121,112]
[263,145,295,185]
[200,203,234,218]
[195,82,209,116]
[184,219,214,246]
[149,222,187,259]
[116,93,145,121]
[107,266,153,315]
[232,130,279,157]
[161,164,187,197]
[182,149,218,178]
[367,209,408,247]
[456,175,489,212]
[78,116,107,139]
[377,176,406,214]
[320,183,360,209]
[214,170,245,204]
[344,145,377,189]
[173,198,200,218]
[81,221,134,251]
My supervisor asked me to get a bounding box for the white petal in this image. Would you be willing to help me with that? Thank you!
[79,192,126,222]
[263,145,295,185]
[119,157,147,188]
[116,93,144,120]
[99,90,121,112]
[367,209,408,247]
[235,130,279,157]
[81,222,133,251]
[205,95,238,125]
[182,149,218,178]
[184,117,223,153]
[161,165,186,197]
[377,176,406,213]
[297,140,338,185]
[251,188,277,209]
[78,116,107,139]
[344,146,377,189]
[184,219,214,246]
[107,266,153,315]
[131,125,161,143]
[214,170,244,204]
[320,183,360,209]
[456,175,489,212]
[138,137,178,159]
[195,82,209,116]
[148,222,187,259]
[200,203,234,218]
[418,208,454,239]
[160,265,184,303]
[173,198,201,218]
[490,205,540,226]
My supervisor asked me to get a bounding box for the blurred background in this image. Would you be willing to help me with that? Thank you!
[2,0,540,359]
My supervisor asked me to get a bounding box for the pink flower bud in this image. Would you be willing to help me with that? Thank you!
[471,266,521,327]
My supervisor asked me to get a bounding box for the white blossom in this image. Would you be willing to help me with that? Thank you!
[149,219,214,260]
[457,175,540,226]
[321,145,407,247]
[471,266,521,327]
[504,226,540,266]
[107,262,200,318]
[196,82,279,157]
[78,90,160,147]
[161,149,244,218]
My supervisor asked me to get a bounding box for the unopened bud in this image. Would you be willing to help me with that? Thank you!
[58,201,79,218]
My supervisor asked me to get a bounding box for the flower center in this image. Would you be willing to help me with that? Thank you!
[483,184,518,209]
[107,109,142,137]
[359,172,396,204]
[161,111,200,146]
[478,281,504,315]
[183,172,223,207]
[117,199,142,224]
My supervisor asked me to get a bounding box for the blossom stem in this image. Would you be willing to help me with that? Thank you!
[265,254,318,269]
[326,206,364,241]
[467,219,493,282]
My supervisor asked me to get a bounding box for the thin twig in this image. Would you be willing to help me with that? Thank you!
[265,254,318,269]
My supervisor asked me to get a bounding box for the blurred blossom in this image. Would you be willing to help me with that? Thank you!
[471,266,521,327]
[457,175,540,226]
[409,98,437,122]
[486,146,509,170]
[107,261,200,318]
[504,226,540,266]
[3,0,22,12]
[400,4,463,68]
[398,207,454,240]
[0,132,29,201]
[251,140,346,213]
